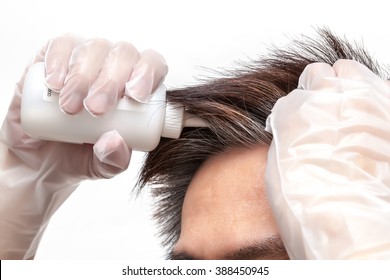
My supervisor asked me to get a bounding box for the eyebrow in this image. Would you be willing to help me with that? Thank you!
[169,235,289,260]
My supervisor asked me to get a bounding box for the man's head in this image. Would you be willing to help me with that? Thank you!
[173,144,288,259]
[136,28,386,259]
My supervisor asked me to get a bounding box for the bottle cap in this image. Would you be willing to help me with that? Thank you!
[162,103,184,139]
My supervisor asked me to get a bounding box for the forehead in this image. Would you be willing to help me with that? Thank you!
[174,144,280,259]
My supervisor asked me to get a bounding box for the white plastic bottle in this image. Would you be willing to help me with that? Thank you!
[21,63,205,151]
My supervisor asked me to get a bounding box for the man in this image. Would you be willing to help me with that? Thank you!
[1,29,389,259]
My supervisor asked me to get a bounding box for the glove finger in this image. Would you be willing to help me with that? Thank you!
[91,130,132,179]
[333,59,389,92]
[44,34,82,92]
[59,38,113,115]
[333,59,380,80]
[125,49,168,103]
[298,62,336,91]
[84,41,140,116]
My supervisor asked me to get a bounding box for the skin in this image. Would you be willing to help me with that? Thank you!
[172,144,289,260]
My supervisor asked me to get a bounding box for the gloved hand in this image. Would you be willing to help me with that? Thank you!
[0,35,168,259]
[265,59,390,259]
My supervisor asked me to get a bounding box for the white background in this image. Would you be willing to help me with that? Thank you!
[0,0,389,259]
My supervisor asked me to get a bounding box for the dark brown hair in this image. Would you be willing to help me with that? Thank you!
[136,28,387,254]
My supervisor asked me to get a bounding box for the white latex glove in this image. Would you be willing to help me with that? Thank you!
[265,59,390,259]
[0,35,168,259]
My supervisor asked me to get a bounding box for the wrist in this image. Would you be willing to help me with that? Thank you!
[0,143,79,259]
